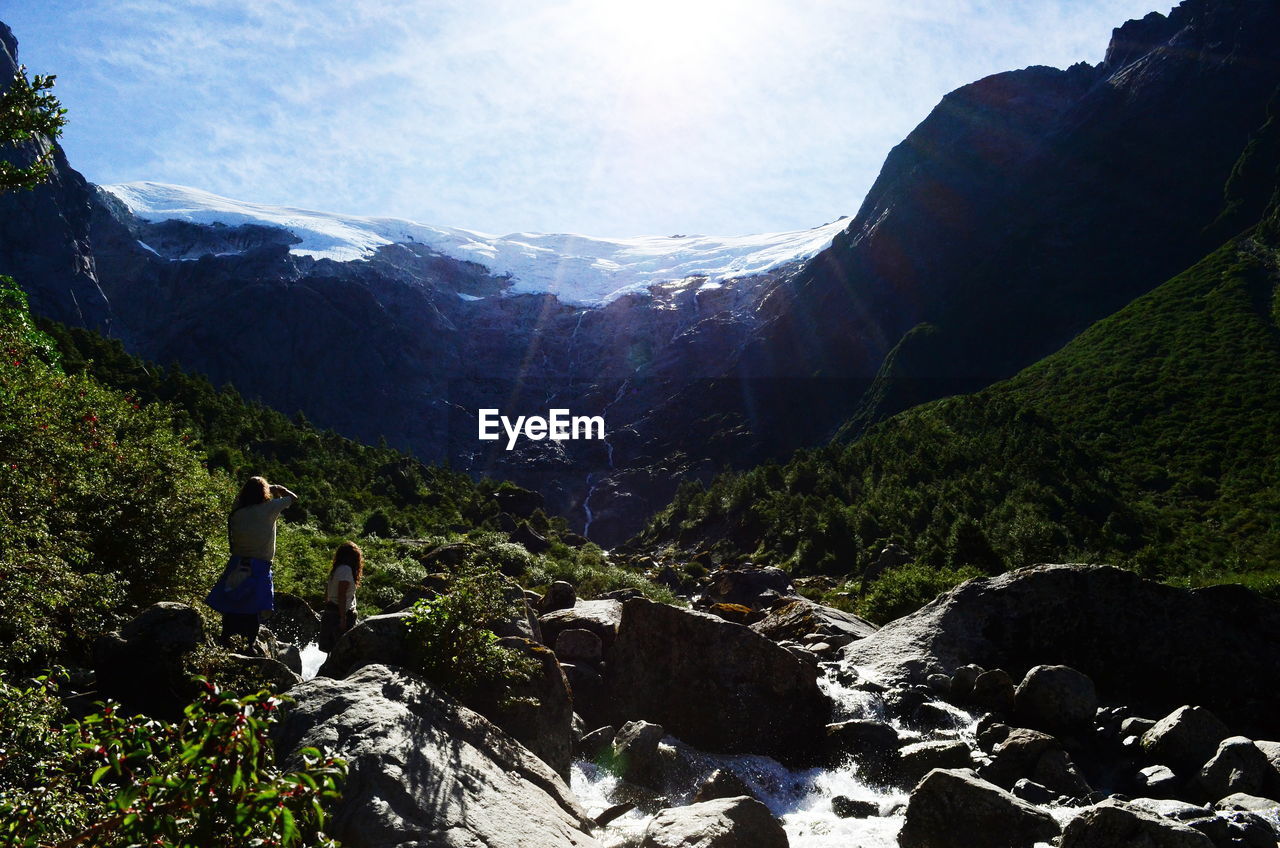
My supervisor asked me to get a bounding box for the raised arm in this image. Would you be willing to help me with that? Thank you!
[268,483,299,502]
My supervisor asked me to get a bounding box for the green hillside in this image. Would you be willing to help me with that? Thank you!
[636,119,1280,617]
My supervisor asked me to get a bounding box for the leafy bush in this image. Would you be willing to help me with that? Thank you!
[857,562,985,625]
[0,677,345,847]
[1,287,225,672]
[402,568,537,700]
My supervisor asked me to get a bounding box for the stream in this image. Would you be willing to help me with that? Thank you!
[570,668,965,847]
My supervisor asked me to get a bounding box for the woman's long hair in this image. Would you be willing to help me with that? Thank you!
[330,541,364,585]
[232,476,270,512]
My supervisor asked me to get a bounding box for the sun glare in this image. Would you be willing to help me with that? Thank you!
[576,0,768,84]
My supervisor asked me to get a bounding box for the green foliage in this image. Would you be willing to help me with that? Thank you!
[1,302,224,673]
[402,568,537,701]
[0,65,67,194]
[857,562,985,625]
[0,676,345,847]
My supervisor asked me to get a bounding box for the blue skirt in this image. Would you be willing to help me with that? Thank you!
[206,556,275,615]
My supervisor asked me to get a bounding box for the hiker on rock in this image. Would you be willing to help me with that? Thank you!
[207,475,298,648]
[319,541,363,653]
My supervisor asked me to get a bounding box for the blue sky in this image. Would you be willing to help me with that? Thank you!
[5,0,1163,236]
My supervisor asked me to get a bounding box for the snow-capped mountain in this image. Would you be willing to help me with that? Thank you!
[102,182,846,307]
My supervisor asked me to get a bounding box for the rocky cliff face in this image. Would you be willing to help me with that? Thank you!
[0,23,111,331]
[6,0,1280,544]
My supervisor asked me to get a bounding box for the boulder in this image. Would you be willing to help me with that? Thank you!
[639,797,787,848]
[1122,716,1158,738]
[1014,664,1097,734]
[317,613,574,779]
[826,719,903,778]
[949,665,982,700]
[750,597,877,644]
[693,769,759,804]
[1011,778,1056,805]
[706,603,763,625]
[277,641,302,674]
[898,768,1061,848]
[970,669,1016,714]
[1216,792,1280,814]
[831,796,879,818]
[980,728,1058,789]
[1135,764,1183,799]
[605,599,830,766]
[612,720,667,789]
[1126,799,1229,844]
[1197,736,1272,800]
[540,581,577,614]
[93,602,207,718]
[1253,739,1280,796]
[1059,799,1214,847]
[707,567,793,608]
[1031,748,1092,799]
[840,565,1280,737]
[268,592,320,647]
[540,600,623,654]
[317,612,412,679]
[555,629,603,664]
[575,725,616,761]
[1142,706,1233,770]
[895,740,974,786]
[274,664,597,848]
[474,637,575,780]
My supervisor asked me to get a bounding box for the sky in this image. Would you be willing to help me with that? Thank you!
[4,0,1165,237]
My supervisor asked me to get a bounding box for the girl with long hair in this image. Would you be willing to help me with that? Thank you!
[319,541,363,653]
[207,475,299,648]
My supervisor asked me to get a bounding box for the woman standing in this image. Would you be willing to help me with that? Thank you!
[319,541,363,653]
[208,476,298,647]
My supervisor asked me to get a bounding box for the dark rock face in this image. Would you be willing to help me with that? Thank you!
[92,602,206,718]
[273,664,597,848]
[841,565,1280,738]
[898,768,1061,848]
[0,25,112,332]
[1013,664,1098,735]
[605,598,830,766]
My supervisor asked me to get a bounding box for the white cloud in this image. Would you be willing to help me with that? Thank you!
[6,0,1167,235]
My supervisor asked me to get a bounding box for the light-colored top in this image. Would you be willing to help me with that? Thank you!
[228,496,294,561]
[326,564,357,611]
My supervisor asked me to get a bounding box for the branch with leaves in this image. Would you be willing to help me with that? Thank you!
[0,65,68,194]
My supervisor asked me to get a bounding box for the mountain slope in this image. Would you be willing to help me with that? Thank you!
[6,0,1280,545]
[637,108,1280,596]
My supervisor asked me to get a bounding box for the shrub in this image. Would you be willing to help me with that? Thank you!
[402,568,537,700]
[0,677,345,847]
[857,561,985,625]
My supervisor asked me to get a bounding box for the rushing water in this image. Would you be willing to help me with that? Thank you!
[299,641,326,680]
[569,665,953,847]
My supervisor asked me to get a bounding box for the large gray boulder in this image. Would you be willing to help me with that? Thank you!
[898,768,1061,848]
[1013,664,1097,734]
[317,613,575,779]
[317,611,412,679]
[639,797,787,848]
[1141,706,1233,770]
[840,565,1280,737]
[604,599,830,766]
[1197,737,1272,800]
[274,665,598,848]
[1059,799,1214,847]
[540,600,623,654]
